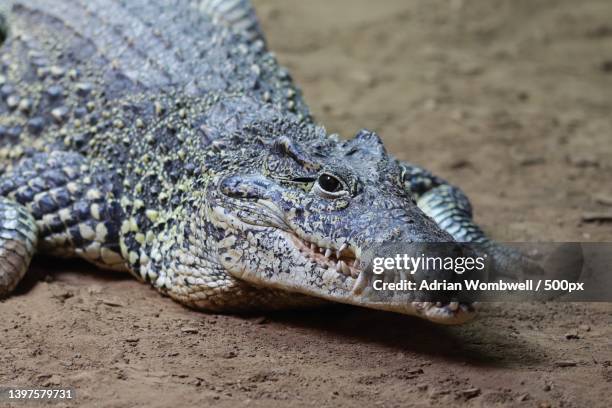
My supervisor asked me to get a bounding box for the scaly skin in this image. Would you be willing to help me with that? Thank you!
[0,0,526,324]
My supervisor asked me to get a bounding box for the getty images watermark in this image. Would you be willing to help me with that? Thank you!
[360,242,611,302]
[372,252,487,291]
[371,253,583,293]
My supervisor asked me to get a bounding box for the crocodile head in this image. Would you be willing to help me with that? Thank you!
[208,120,476,324]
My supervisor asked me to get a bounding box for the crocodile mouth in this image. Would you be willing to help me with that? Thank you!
[287,233,362,279]
[284,231,477,324]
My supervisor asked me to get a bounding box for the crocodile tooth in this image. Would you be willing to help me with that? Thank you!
[351,270,368,295]
[319,247,325,254]
[336,261,343,273]
[340,261,350,275]
[324,248,332,258]
[448,301,459,311]
[310,243,316,251]
[336,250,341,259]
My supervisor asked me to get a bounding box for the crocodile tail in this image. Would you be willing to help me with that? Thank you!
[197,0,266,45]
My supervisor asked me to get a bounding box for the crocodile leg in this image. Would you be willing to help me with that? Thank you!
[400,162,542,281]
[0,151,128,296]
[400,163,485,243]
[0,197,37,296]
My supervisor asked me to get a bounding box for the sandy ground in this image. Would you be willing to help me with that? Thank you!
[2,0,612,407]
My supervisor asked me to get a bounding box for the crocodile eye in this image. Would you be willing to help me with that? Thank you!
[317,173,342,193]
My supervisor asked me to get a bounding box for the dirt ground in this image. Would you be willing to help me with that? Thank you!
[2,0,612,407]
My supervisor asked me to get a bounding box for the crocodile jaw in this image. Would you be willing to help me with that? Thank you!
[214,209,476,325]
[284,231,477,325]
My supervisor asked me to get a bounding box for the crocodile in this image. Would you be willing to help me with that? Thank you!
[0,0,530,324]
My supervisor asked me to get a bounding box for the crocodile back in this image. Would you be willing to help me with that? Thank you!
[0,0,310,161]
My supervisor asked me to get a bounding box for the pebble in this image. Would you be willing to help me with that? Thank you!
[564,330,580,340]
[554,360,577,367]
[52,290,74,301]
[516,393,530,402]
[459,387,481,399]
[593,194,612,206]
[581,212,612,222]
[181,327,199,334]
[101,298,125,307]
[429,389,451,398]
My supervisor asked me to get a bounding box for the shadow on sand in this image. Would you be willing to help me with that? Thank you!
[15,257,548,368]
